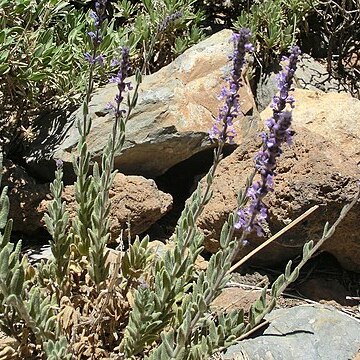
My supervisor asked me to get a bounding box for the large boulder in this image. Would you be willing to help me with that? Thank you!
[262,88,360,162]
[197,90,360,272]
[25,29,254,181]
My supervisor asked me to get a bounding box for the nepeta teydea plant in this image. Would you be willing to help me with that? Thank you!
[119,30,359,359]
[118,31,254,359]
[0,2,359,356]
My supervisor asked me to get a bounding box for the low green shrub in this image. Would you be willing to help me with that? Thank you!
[0,0,87,111]
[0,0,204,111]
[113,0,205,72]
[233,0,315,64]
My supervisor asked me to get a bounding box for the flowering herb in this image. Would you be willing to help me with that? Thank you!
[73,0,109,260]
[3,10,359,356]
[140,11,184,75]
[209,28,253,144]
[235,46,301,236]
[85,26,140,285]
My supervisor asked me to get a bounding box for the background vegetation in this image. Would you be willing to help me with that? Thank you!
[0,0,358,157]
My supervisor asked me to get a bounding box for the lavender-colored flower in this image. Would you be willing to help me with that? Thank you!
[235,46,301,236]
[107,47,132,117]
[88,31,102,45]
[84,1,107,65]
[209,28,253,144]
[84,52,105,66]
[157,11,183,33]
[55,158,63,169]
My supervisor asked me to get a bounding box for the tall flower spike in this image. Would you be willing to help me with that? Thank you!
[106,47,132,117]
[84,0,107,66]
[235,46,301,236]
[209,28,253,144]
[157,11,183,33]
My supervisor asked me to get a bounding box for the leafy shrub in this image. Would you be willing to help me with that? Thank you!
[0,0,126,156]
[0,0,87,111]
[0,0,204,111]
[111,0,205,73]
[233,0,314,64]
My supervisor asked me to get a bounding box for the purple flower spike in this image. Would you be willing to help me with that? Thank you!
[108,47,132,117]
[235,46,301,236]
[84,53,105,67]
[157,11,183,33]
[209,29,253,144]
[85,0,107,66]
[89,10,100,26]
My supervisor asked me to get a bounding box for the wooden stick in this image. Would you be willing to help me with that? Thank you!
[236,319,270,341]
[228,205,319,274]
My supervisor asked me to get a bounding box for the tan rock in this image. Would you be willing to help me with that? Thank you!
[261,89,360,162]
[197,123,360,272]
[211,287,268,314]
[2,159,49,234]
[39,173,172,241]
[2,158,172,239]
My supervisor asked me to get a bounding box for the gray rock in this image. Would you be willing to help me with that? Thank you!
[25,29,255,181]
[224,305,360,360]
[255,71,279,112]
[256,54,348,113]
[296,54,348,93]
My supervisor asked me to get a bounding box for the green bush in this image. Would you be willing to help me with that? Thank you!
[0,0,205,157]
[0,0,204,112]
[0,0,86,111]
[112,0,205,73]
[234,0,314,63]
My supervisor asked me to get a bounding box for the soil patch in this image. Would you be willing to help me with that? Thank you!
[225,251,359,321]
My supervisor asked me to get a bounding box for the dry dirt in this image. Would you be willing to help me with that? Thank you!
[214,251,360,324]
